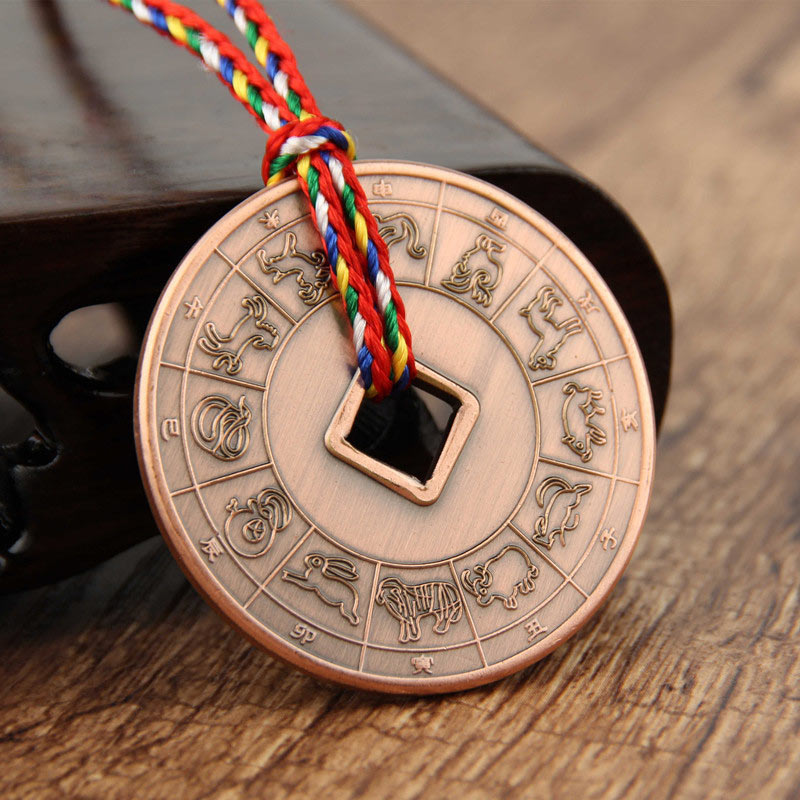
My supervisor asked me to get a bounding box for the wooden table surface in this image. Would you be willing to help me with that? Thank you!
[3,2,800,798]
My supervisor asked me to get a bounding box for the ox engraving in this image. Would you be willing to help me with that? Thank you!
[441,234,505,307]
[531,476,592,549]
[561,381,607,462]
[519,285,582,371]
[461,545,539,610]
[375,577,463,643]
[282,553,361,625]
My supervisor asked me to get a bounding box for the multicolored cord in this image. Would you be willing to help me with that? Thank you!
[107,0,414,398]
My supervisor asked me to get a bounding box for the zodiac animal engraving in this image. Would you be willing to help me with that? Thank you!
[519,286,582,371]
[374,212,427,259]
[257,231,329,305]
[224,487,292,558]
[197,294,279,375]
[532,476,593,549]
[375,577,463,643]
[190,394,251,461]
[561,382,607,462]
[282,553,360,625]
[461,545,539,610]
[441,234,505,307]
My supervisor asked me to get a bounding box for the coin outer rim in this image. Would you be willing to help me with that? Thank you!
[135,159,657,695]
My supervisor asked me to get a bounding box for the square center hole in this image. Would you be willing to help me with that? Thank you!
[346,380,461,484]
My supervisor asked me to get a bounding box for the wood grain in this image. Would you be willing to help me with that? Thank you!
[2,2,799,798]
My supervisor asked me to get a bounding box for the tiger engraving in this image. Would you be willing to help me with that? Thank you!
[375,577,463,643]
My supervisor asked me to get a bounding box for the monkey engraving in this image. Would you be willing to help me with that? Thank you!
[257,231,329,305]
[374,211,427,259]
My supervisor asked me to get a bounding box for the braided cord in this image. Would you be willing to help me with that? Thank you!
[107,0,415,398]
[216,0,414,390]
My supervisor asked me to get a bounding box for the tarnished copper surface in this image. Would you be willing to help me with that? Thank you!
[135,161,656,694]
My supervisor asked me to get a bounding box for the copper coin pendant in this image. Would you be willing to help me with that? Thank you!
[136,161,655,694]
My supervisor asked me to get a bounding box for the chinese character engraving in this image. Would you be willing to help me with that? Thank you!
[577,290,600,314]
[600,527,618,551]
[486,206,509,229]
[200,537,223,563]
[290,623,317,645]
[184,296,204,319]
[411,655,434,675]
[372,178,393,197]
[525,618,548,642]
[620,409,639,432]
[161,418,180,441]
[258,208,281,229]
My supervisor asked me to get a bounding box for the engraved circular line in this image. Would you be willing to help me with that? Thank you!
[261,282,540,569]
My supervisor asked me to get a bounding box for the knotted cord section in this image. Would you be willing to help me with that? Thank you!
[217,0,414,392]
[107,0,415,398]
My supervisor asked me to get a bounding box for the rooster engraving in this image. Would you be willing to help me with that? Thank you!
[561,382,607,462]
[519,286,582,371]
[282,553,360,625]
[441,234,505,307]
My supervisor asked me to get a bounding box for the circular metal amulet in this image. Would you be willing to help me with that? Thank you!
[136,161,655,693]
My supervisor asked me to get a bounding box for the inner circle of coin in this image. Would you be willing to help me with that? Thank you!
[136,160,656,694]
[264,286,538,565]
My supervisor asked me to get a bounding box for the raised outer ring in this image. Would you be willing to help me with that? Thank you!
[135,160,656,695]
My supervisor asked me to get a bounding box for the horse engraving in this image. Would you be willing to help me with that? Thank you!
[519,286,582,371]
[375,577,463,643]
[197,294,279,375]
[441,234,505,307]
[190,394,251,461]
[461,545,539,610]
[224,487,292,558]
[531,476,592,549]
[561,381,607,462]
[257,231,329,305]
[282,553,361,625]
[374,211,427,259]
